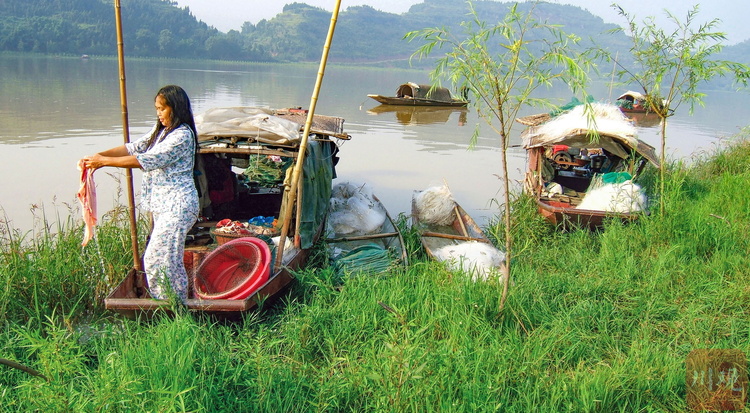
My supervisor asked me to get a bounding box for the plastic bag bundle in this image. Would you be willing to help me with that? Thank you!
[272,236,298,265]
[328,182,386,235]
[414,185,455,226]
[576,181,646,213]
[433,241,506,281]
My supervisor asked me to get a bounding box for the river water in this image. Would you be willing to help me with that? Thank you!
[0,54,747,234]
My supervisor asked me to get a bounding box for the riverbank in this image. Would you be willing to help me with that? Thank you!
[2,129,749,411]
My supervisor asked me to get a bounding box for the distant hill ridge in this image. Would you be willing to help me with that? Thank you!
[0,0,747,69]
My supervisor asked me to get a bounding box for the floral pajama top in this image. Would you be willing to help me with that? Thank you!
[126,124,199,301]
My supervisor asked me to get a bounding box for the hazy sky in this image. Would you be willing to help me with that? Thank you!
[173,0,749,45]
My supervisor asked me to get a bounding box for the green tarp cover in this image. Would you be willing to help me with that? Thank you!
[297,139,334,249]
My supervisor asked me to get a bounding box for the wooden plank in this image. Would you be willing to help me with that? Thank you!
[199,147,298,158]
[421,231,490,243]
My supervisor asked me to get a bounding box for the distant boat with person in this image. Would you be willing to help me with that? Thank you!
[614,90,669,114]
[368,82,469,107]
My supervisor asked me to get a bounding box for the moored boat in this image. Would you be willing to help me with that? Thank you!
[368,82,468,107]
[614,90,669,115]
[411,185,505,281]
[105,107,350,320]
[324,182,408,277]
[615,90,650,113]
[519,103,660,230]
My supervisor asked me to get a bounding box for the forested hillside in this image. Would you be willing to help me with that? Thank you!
[0,0,748,71]
[0,0,240,59]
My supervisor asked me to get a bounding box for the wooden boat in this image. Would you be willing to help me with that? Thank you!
[105,107,351,320]
[324,183,408,276]
[367,82,468,107]
[615,90,650,113]
[614,90,669,116]
[411,188,505,279]
[519,103,660,230]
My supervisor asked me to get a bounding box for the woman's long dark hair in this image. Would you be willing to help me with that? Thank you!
[146,85,198,153]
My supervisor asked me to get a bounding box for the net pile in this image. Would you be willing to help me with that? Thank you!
[576,181,647,213]
[413,185,455,226]
[196,107,301,145]
[521,103,639,161]
[328,182,386,236]
[327,181,396,277]
[332,244,394,278]
[433,241,506,282]
[243,155,291,187]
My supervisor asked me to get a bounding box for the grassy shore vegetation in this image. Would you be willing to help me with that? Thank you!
[2,130,750,411]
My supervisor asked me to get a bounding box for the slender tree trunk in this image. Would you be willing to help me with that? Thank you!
[659,117,667,215]
[498,130,512,313]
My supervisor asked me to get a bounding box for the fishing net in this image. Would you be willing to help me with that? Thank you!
[413,185,455,226]
[433,241,506,282]
[243,154,292,187]
[328,182,386,235]
[332,244,394,278]
[576,181,647,213]
[522,103,639,161]
[548,95,594,117]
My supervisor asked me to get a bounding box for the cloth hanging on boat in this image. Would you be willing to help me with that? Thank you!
[283,138,334,250]
[76,160,97,247]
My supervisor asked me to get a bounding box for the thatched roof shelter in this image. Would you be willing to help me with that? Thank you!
[520,103,660,167]
[396,82,455,102]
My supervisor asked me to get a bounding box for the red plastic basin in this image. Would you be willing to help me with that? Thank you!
[194,237,271,300]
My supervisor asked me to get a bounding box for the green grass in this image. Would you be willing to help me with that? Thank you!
[2,131,750,411]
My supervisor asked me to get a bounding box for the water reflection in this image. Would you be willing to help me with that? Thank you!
[367,104,468,126]
[626,112,661,128]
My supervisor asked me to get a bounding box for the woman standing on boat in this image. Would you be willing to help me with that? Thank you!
[80,85,199,303]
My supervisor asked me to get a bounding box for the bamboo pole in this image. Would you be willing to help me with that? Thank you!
[294,176,303,248]
[443,179,469,237]
[0,358,48,381]
[274,0,341,268]
[421,232,490,243]
[325,232,400,243]
[454,206,469,237]
[114,0,142,272]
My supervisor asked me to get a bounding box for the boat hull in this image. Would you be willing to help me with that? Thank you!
[411,194,491,258]
[367,94,468,107]
[325,194,408,274]
[536,198,640,231]
[104,246,310,320]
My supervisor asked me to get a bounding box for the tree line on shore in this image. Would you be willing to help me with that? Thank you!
[7,0,747,68]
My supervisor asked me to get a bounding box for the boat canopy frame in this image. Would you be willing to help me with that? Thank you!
[396,82,455,102]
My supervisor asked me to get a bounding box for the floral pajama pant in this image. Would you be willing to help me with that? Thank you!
[144,209,197,302]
